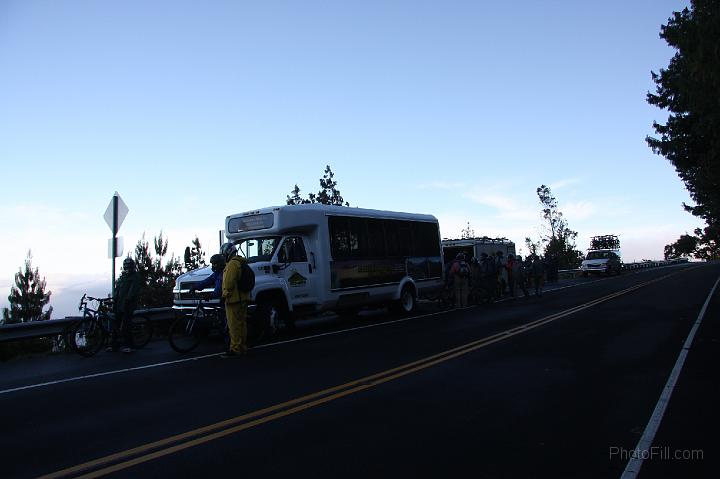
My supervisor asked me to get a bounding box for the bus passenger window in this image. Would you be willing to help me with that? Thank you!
[330,216,351,258]
[366,219,386,258]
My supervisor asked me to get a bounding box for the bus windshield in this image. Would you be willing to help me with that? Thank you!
[236,236,281,263]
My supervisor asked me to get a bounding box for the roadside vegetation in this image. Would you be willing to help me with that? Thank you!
[286,165,350,206]
[523,185,583,270]
[650,1,720,260]
[0,252,54,360]
[0,236,209,359]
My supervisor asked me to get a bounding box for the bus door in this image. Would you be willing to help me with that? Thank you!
[277,236,316,304]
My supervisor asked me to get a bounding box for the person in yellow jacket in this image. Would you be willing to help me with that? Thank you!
[220,242,250,358]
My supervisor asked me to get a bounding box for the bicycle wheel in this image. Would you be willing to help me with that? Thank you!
[71,316,107,357]
[168,312,204,353]
[129,314,153,349]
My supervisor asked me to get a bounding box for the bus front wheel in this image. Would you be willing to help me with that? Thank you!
[256,296,291,335]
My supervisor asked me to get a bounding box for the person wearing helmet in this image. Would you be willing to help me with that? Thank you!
[449,252,470,308]
[511,254,529,298]
[111,257,141,353]
[220,242,251,358]
[189,254,226,299]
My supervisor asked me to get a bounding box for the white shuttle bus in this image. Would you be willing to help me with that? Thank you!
[173,204,444,327]
[441,237,516,264]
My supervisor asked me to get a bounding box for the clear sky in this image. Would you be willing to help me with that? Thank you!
[0,0,700,318]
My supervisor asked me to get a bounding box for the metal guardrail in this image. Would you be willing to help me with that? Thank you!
[557,259,688,277]
[0,259,690,345]
[623,260,681,270]
[0,307,176,343]
[0,316,81,343]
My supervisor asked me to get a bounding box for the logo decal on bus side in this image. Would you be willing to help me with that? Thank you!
[288,271,308,287]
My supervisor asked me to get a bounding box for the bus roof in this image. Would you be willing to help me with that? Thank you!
[442,237,514,246]
[225,204,438,238]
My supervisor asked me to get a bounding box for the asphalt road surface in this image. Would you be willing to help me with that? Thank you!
[1,263,718,479]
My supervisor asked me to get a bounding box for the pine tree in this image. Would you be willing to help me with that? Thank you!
[2,251,53,324]
[317,165,349,206]
[461,222,475,239]
[183,236,207,271]
[285,165,350,206]
[286,185,304,205]
[132,231,181,308]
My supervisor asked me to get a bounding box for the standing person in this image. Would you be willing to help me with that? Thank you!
[496,251,507,297]
[189,254,225,299]
[444,259,455,308]
[469,257,482,305]
[531,254,545,296]
[220,242,251,358]
[481,252,497,301]
[506,254,516,298]
[110,257,141,353]
[512,255,530,298]
[450,253,470,308]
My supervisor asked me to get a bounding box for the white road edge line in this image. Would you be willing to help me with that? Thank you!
[0,310,453,396]
[0,353,220,396]
[620,273,720,479]
[0,265,691,397]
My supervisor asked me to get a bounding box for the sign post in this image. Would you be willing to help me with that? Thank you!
[104,192,129,298]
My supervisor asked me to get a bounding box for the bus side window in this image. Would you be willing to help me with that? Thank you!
[367,219,385,258]
[384,220,400,257]
[330,217,351,259]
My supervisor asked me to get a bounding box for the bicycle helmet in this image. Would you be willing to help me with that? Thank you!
[209,253,226,273]
[220,242,237,261]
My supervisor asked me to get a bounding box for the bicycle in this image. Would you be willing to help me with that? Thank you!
[168,295,272,353]
[70,294,154,357]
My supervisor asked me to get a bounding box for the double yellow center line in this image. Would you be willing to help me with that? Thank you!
[40,269,686,479]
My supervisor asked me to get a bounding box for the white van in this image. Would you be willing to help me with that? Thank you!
[173,204,444,326]
[580,249,622,276]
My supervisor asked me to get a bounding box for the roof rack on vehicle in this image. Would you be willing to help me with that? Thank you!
[589,235,620,250]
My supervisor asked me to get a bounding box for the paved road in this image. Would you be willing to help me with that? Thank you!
[1,264,717,478]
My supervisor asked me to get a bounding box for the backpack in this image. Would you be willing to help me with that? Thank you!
[238,261,255,292]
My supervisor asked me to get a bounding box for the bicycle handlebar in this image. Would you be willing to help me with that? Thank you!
[87,296,112,303]
[78,294,113,311]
